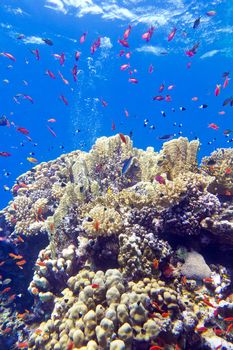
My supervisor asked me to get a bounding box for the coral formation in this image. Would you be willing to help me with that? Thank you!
[0,135,233,350]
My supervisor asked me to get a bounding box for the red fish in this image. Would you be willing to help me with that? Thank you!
[91,283,100,288]
[215,84,221,96]
[119,50,125,56]
[80,32,87,44]
[91,37,101,55]
[59,52,65,65]
[159,83,165,92]
[206,11,216,16]
[208,123,219,130]
[23,95,34,103]
[111,121,116,131]
[46,70,56,79]
[58,71,69,85]
[168,28,177,41]
[153,95,164,101]
[118,39,129,48]
[120,63,130,71]
[149,346,163,350]
[223,76,229,88]
[0,151,11,157]
[123,25,132,40]
[128,78,138,84]
[165,95,171,102]
[47,126,56,137]
[17,127,29,135]
[48,118,56,123]
[60,95,68,106]
[72,64,78,81]
[1,52,16,62]
[100,99,108,107]
[142,26,154,42]
[75,51,81,61]
[155,175,165,184]
[119,133,127,144]
[31,49,40,60]
[148,64,154,73]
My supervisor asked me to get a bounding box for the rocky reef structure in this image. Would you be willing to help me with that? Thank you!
[0,135,233,350]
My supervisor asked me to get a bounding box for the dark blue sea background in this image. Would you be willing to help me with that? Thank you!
[0,0,232,208]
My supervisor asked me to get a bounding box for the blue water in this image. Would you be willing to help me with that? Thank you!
[0,0,232,207]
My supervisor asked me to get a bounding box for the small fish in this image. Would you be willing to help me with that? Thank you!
[67,341,74,350]
[159,83,165,92]
[100,99,108,107]
[16,341,28,349]
[16,260,26,266]
[193,17,201,29]
[119,133,127,144]
[165,95,171,102]
[3,185,10,191]
[2,278,12,285]
[47,126,56,137]
[9,253,23,260]
[223,76,229,88]
[153,96,164,101]
[46,70,56,79]
[159,134,175,140]
[148,64,154,73]
[91,283,100,288]
[206,10,216,16]
[167,85,174,90]
[48,118,56,123]
[122,157,133,175]
[224,317,233,322]
[0,287,11,294]
[0,152,11,157]
[93,220,100,231]
[80,32,87,44]
[1,52,16,62]
[168,28,177,42]
[215,84,221,96]
[202,296,215,307]
[123,25,132,40]
[23,95,34,103]
[179,106,186,111]
[125,52,131,59]
[42,38,53,46]
[111,121,116,131]
[196,326,208,333]
[192,97,198,101]
[128,78,138,84]
[120,63,130,71]
[58,71,69,85]
[142,26,154,42]
[199,104,208,109]
[90,37,101,54]
[223,129,232,135]
[208,123,219,130]
[118,39,129,48]
[153,259,159,269]
[3,79,9,84]
[187,62,192,69]
[124,109,129,117]
[203,277,213,283]
[225,168,231,175]
[149,346,164,350]
[222,97,232,106]
[75,51,81,61]
[36,261,46,267]
[155,175,166,184]
[17,127,29,135]
[0,115,10,127]
[17,34,25,40]
[31,48,40,60]
[72,64,78,81]
[27,157,38,164]
[60,95,69,106]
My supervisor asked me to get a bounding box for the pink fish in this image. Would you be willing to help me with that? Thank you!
[215,84,221,96]
[125,52,131,59]
[80,32,87,44]
[91,37,101,55]
[185,50,195,57]
[52,53,62,60]
[75,51,81,61]
[119,50,125,56]
[47,126,56,137]
[123,25,132,40]
[155,175,166,185]
[48,118,56,123]
[58,71,69,85]
[223,76,229,89]
[153,95,164,101]
[159,83,165,92]
[0,152,11,157]
[128,78,138,84]
[1,52,16,62]
[59,53,65,66]
[142,26,154,42]
[124,109,129,117]
[100,99,108,107]
[168,85,174,90]
[31,49,40,60]
[46,70,56,79]
[187,62,192,69]
[208,123,219,130]
[60,95,68,106]
[120,63,130,71]
[118,39,129,48]
[17,127,29,135]
[165,95,171,102]
[72,64,78,81]
[148,64,154,73]
[168,28,177,42]
[23,95,34,103]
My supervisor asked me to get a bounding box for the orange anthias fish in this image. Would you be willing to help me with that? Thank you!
[168,27,177,41]
[225,168,232,175]
[128,78,138,84]
[214,84,221,96]
[17,127,29,135]
[9,253,23,260]
[208,123,219,130]
[123,25,132,40]
[1,52,16,62]
[48,118,56,123]
[16,260,26,266]
[119,133,127,144]
[80,32,87,44]
[223,76,229,88]
[93,220,100,231]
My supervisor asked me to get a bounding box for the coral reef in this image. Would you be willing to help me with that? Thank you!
[0,135,233,350]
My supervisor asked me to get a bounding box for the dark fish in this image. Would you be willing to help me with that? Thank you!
[42,38,53,46]
[179,107,186,111]
[207,159,216,166]
[161,111,166,117]
[193,17,201,29]
[223,129,232,135]
[159,134,175,140]
[122,157,133,175]
[222,97,233,106]
[223,71,230,78]
[199,104,208,109]
[0,115,9,126]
